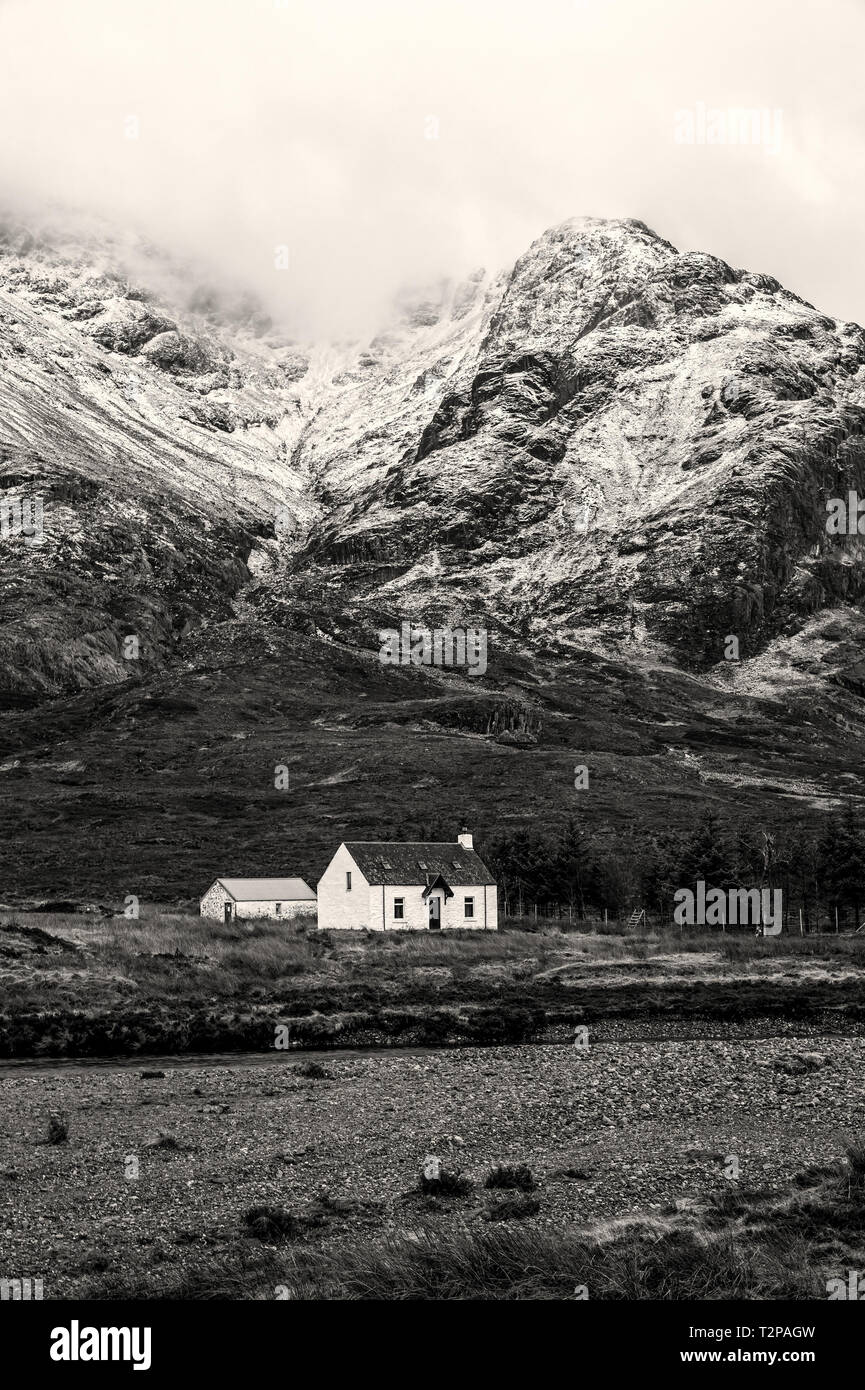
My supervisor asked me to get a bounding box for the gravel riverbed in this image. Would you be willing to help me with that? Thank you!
[1,1035,862,1297]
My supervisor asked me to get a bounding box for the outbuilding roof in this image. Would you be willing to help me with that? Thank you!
[343,842,496,887]
[214,878,316,902]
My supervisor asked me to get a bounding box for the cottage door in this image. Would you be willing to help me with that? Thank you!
[224,902,232,923]
[428,896,441,930]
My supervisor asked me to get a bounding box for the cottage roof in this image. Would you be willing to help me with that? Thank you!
[343,842,496,887]
[214,878,316,902]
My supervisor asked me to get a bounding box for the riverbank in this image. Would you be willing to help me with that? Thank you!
[2,911,865,1058]
[0,1012,863,1076]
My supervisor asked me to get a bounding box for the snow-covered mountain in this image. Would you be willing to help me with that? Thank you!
[3,211,865,702]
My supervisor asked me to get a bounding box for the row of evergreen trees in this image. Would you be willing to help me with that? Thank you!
[479,804,865,931]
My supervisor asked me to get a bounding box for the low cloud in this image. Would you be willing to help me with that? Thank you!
[0,0,862,337]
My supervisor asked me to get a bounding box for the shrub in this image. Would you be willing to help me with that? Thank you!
[484,1165,535,1192]
[243,1205,301,1242]
[842,1138,865,1198]
[295,1061,331,1080]
[419,1168,473,1197]
[146,1132,182,1150]
[46,1112,69,1145]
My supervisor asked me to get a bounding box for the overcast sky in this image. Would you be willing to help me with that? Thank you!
[0,0,862,337]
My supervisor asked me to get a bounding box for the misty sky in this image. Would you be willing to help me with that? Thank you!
[0,0,862,337]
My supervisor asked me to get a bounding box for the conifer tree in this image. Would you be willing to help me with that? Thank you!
[553,814,595,919]
[829,801,865,929]
[674,807,734,895]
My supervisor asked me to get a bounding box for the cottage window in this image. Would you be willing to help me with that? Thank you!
[275,902,282,915]
[464,896,475,918]
[394,897,405,920]
[346,872,352,891]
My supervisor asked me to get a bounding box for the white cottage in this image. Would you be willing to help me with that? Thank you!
[200,877,316,923]
[316,830,497,932]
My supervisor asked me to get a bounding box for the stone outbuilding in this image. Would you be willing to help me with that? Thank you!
[200,877,316,923]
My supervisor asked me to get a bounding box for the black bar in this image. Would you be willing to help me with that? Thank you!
[3,1299,857,1378]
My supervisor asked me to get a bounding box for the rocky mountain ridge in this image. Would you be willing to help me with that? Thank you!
[4,212,865,695]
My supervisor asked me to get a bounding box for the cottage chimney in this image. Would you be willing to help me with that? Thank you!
[458,827,473,850]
